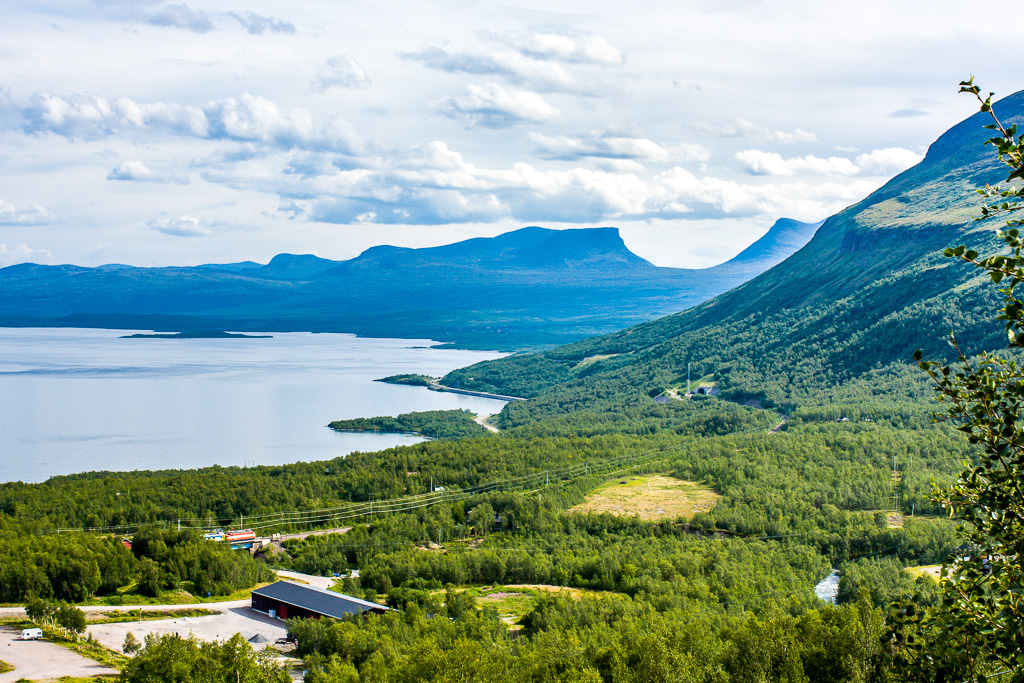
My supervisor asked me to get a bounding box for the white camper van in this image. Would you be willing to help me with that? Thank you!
[21,627,42,640]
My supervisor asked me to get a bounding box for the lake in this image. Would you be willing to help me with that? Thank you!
[0,328,507,483]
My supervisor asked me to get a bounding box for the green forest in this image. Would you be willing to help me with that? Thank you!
[328,409,488,439]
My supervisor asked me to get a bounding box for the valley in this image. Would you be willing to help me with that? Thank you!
[0,88,1021,682]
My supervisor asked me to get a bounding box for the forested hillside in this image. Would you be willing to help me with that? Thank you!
[443,90,1024,417]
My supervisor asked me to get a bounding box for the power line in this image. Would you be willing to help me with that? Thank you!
[51,447,677,536]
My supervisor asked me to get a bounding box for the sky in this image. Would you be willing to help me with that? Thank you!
[0,1,1019,269]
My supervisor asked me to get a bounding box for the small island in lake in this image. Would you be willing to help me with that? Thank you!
[120,330,273,339]
[375,374,435,387]
[328,409,487,440]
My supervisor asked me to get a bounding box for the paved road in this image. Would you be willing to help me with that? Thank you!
[0,600,250,620]
[428,380,524,402]
[0,625,116,682]
[474,414,501,433]
[275,527,352,543]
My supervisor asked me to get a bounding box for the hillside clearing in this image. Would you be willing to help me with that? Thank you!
[568,475,720,521]
[470,585,623,630]
[905,565,942,580]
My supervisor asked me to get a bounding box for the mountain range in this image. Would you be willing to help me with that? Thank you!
[441,89,1024,423]
[0,217,819,349]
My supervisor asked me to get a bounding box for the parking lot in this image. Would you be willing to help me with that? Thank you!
[0,570,324,680]
[87,604,289,654]
[0,625,117,682]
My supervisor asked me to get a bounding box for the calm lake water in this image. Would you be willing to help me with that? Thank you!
[0,328,507,483]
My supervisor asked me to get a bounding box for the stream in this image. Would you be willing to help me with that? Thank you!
[814,570,840,604]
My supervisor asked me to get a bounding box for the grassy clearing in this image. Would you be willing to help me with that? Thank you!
[572,354,619,372]
[456,584,621,630]
[905,565,942,580]
[0,658,12,674]
[476,588,536,628]
[568,474,720,521]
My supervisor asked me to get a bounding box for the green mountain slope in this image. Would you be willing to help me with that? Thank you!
[0,222,816,349]
[442,90,1024,421]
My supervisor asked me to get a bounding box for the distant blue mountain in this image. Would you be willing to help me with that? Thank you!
[717,218,824,274]
[0,222,818,349]
[261,253,339,278]
[197,261,263,273]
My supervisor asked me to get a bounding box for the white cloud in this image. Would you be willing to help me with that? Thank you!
[22,91,361,153]
[401,46,580,94]
[24,92,207,139]
[855,147,924,175]
[735,150,860,176]
[597,159,646,173]
[107,160,187,184]
[735,147,923,177]
[530,132,709,164]
[312,190,508,225]
[108,160,160,182]
[717,118,817,144]
[148,216,213,237]
[203,95,314,146]
[226,11,295,35]
[515,33,624,66]
[0,243,54,267]
[0,198,55,226]
[887,108,930,119]
[403,32,624,88]
[648,167,880,221]
[147,4,212,33]
[438,84,560,128]
[189,136,877,229]
[317,55,371,90]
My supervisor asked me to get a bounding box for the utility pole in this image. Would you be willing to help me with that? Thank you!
[892,455,899,515]
[687,362,691,395]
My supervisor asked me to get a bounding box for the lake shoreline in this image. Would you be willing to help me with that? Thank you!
[0,328,508,483]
